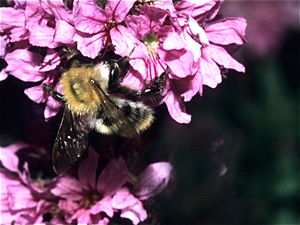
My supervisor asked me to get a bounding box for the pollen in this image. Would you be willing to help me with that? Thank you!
[141,33,159,60]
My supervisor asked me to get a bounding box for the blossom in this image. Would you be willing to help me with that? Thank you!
[50,147,130,224]
[0,0,247,124]
[73,0,135,58]
[0,143,56,225]
[121,5,195,87]
[160,0,247,123]
[25,0,75,48]
[49,146,173,224]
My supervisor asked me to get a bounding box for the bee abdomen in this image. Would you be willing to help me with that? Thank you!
[94,99,154,136]
[121,101,154,133]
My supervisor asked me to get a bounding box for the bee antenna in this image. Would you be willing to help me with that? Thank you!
[43,84,65,103]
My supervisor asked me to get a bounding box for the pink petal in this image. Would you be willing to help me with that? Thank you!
[0,7,25,30]
[112,188,147,225]
[125,14,149,40]
[1,170,22,195]
[0,7,29,43]
[139,5,168,34]
[188,16,210,46]
[135,162,172,200]
[90,196,114,217]
[162,27,186,50]
[121,207,147,225]
[28,25,59,48]
[74,31,105,59]
[40,0,73,24]
[74,208,93,224]
[204,45,245,73]
[205,17,247,45]
[0,70,8,81]
[58,198,79,212]
[174,74,201,102]
[120,69,145,91]
[110,25,137,57]
[78,147,99,189]
[125,5,167,39]
[105,0,135,23]
[39,49,61,72]
[0,172,23,224]
[4,48,46,82]
[164,90,192,124]
[44,97,63,120]
[73,0,107,34]
[0,143,29,173]
[159,48,195,78]
[198,52,222,88]
[53,20,76,45]
[96,157,129,196]
[25,1,60,48]
[51,176,83,201]
[7,184,37,210]
[112,188,135,209]
[175,0,218,22]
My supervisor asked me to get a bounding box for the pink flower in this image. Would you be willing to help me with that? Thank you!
[49,146,173,224]
[162,0,246,123]
[25,0,75,48]
[1,0,247,125]
[111,162,173,224]
[73,0,135,58]
[0,143,56,225]
[121,5,195,88]
[50,147,129,224]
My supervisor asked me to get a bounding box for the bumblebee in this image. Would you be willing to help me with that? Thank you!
[44,52,167,175]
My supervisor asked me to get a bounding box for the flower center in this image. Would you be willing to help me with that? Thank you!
[141,33,159,60]
[83,190,103,209]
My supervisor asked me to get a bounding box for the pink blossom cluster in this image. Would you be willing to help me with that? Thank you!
[0,0,246,123]
[0,143,172,224]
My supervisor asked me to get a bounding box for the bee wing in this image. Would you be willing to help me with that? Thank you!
[52,106,89,175]
[95,86,139,138]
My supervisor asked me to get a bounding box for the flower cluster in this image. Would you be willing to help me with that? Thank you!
[1,1,246,224]
[0,143,172,224]
[0,0,246,123]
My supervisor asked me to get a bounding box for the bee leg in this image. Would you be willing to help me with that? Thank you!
[110,69,169,100]
[140,68,169,97]
[43,84,65,103]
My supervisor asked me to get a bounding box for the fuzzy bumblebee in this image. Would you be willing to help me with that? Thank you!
[44,53,167,175]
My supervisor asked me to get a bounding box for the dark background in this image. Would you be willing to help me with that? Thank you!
[0,1,299,224]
